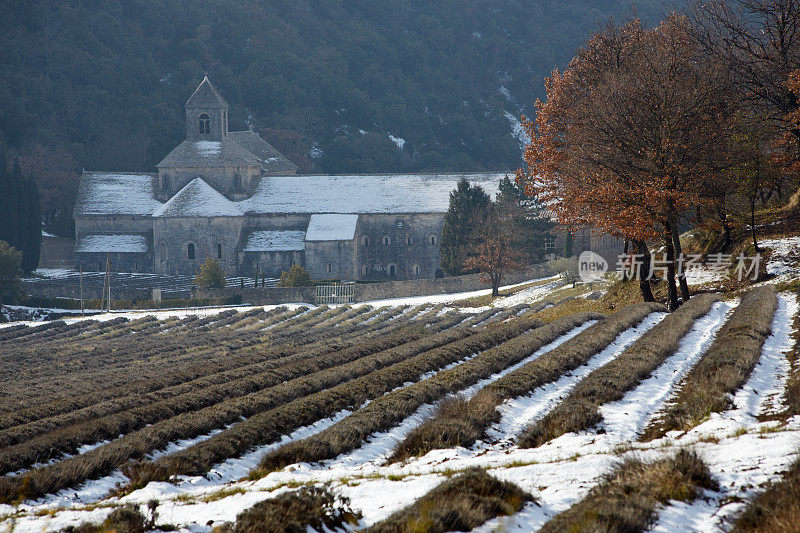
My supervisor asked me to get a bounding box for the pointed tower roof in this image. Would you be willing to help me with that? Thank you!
[186,75,228,109]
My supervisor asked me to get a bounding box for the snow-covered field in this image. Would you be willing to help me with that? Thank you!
[0,237,798,532]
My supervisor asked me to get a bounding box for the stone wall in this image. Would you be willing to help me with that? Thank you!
[192,263,553,305]
[154,216,243,276]
[193,285,316,305]
[354,213,444,281]
[75,251,153,275]
[39,236,75,269]
[22,280,152,301]
[305,240,355,281]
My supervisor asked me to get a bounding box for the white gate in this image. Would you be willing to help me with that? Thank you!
[315,283,355,305]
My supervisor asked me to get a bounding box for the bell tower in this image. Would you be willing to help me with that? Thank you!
[185,75,228,141]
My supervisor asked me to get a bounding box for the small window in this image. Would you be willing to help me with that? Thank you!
[407,236,412,246]
[361,236,370,246]
[429,235,437,245]
[544,236,556,250]
[388,264,396,277]
[326,264,332,274]
[134,261,139,271]
[217,243,223,259]
[159,242,167,262]
[187,243,195,260]
[383,236,390,246]
[362,265,368,276]
[199,113,210,135]
[413,264,420,276]
[255,261,259,271]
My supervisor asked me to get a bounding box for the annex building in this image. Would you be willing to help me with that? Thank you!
[73,77,503,281]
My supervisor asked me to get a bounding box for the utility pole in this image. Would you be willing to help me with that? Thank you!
[105,253,111,312]
[80,267,84,316]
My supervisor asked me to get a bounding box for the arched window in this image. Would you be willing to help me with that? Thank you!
[383,236,390,246]
[159,242,167,262]
[388,264,396,277]
[362,265,368,276]
[198,113,210,135]
[429,235,437,246]
[407,236,413,246]
[187,243,195,260]
[326,264,332,274]
[361,236,370,246]
[217,243,222,259]
[413,264,420,277]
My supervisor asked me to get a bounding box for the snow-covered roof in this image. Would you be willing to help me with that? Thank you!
[154,178,243,217]
[228,131,298,174]
[305,214,359,241]
[243,230,306,252]
[242,173,504,214]
[157,138,260,169]
[73,172,162,216]
[75,234,148,253]
[75,172,506,218]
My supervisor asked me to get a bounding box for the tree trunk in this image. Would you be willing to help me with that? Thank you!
[668,218,690,303]
[750,194,760,254]
[634,240,655,303]
[664,235,679,311]
[622,240,629,282]
[491,273,500,297]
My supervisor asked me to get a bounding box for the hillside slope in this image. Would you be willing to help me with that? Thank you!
[0,0,673,174]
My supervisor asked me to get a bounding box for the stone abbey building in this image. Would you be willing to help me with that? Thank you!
[73,77,502,281]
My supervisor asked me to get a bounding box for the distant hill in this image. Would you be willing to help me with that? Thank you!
[0,0,676,174]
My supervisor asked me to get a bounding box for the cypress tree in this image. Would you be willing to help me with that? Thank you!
[0,147,10,246]
[9,159,25,259]
[439,177,489,275]
[24,171,41,272]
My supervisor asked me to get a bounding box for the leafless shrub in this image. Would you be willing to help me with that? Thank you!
[218,486,360,533]
[539,449,718,532]
[390,303,662,461]
[256,313,595,474]
[643,286,777,440]
[366,468,534,533]
[520,293,720,448]
[0,318,510,503]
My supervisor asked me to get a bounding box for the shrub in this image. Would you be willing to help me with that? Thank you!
[519,292,719,448]
[195,257,226,288]
[220,486,361,533]
[0,241,23,305]
[547,256,578,284]
[642,285,778,440]
[279,265,312,287]
[539,449,717,532]
[366,468,534,533]
[62,503,151,533]
[390,302,661,461]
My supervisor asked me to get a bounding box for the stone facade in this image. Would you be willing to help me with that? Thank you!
[73,77,507,281]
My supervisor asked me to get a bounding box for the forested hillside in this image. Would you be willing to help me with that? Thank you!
[0,0,674,172]
[0,0,671,235]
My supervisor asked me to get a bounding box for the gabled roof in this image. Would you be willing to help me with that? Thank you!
[186,75,227,109]
[74,172,162,217]
[157,138,260,169]
[154,178,242,217]
[228,130,298,174]
[243,230,306,252]
[75,234,149,253]
[305,214,359,241]
[241,173,504,214]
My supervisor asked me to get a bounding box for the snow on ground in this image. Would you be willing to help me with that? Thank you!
[761,236,800,280]
[2,238,799,531]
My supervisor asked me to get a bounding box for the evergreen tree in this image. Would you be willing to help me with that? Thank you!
[496,175,555,264]
[439,178,489,275]
[23,172,41,273]
[0,155,43,273]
